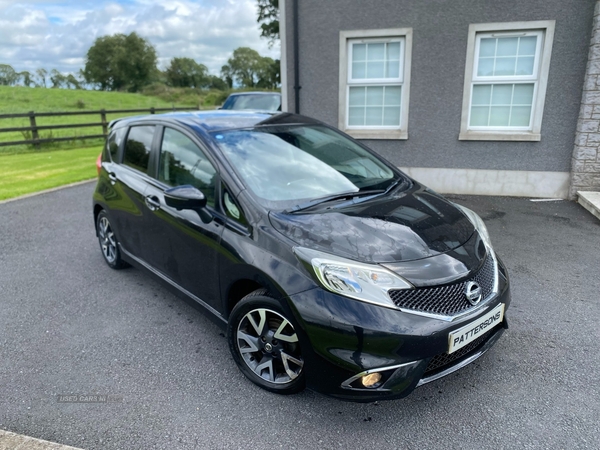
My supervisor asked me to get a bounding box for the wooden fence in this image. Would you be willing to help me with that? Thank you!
[0,107,195,148]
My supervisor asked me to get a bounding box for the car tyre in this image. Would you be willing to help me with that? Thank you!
[228,289,306,395]
[96,210,128,270]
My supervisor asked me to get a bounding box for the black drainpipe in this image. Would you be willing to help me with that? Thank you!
[293,0,301,114]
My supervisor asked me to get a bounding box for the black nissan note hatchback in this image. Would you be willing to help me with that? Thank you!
[93,110,510,402]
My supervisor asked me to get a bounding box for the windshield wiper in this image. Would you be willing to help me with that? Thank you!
[285,189,385,213]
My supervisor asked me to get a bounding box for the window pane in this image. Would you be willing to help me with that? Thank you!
[352,62,366,79]
[159,128,216,206]
[479,38,496,57]
[366,86,384,106]
[349,86,366,106]
[384,86,402,106]
[383,107,400,126]
[352,40,402,80]
[510,106,532,126]
[353,43,367,61]
[494,57,516,76]
[367,43,385,61]
[472,85,492,105]
[470,106,490,126]
[123,126,154,174]
[386,60,400,78]
[366,61,384,78]
[386,42,400,61]
[513,83,534,105]
[489,106,510,126]
[477,58,494,77]
[348,107,365,126]
[365,106,383,125]
[477,35,539,78]
[518,36,537,55]
[491,84,513,105]
[496,37,518,56]
[516,56,534,76]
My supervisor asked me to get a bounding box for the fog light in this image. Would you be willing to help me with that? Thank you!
[361,372,382,388]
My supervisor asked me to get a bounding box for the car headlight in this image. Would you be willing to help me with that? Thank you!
[454,204,493,249]
[293,247,412,309]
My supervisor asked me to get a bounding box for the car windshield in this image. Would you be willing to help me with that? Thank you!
[212,125,402,209]
[222,94,281,111]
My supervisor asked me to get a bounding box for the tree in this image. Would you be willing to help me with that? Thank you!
[0,64,18,86]
[35,68,47,88]
[83,32,157,92]
[20,71,34,87]
[257,0,279,46]
[206,75,228,91]
[65,74,81,89]
[165,57,209,88]
[256,57,279,89]
[221,47,275,88]
[50,69,66,88]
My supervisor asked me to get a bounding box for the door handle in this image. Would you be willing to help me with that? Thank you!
[108,172,117,185]
[145,195,161,211]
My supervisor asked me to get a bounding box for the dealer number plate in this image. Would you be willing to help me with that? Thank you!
[448,303,505,354]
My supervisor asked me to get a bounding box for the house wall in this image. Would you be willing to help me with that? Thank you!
[283,0,596,197]
[570,1,600,197]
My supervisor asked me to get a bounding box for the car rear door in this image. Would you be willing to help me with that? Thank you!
[106,124,157,260]
[142,125,223,310]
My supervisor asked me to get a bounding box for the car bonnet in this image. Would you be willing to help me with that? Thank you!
[268,186,475,264]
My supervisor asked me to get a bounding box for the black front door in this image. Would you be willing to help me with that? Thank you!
[142,126,223,310]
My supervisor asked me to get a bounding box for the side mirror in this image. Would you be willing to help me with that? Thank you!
[164,185,213,223]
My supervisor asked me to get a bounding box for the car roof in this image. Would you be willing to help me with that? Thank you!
[227,92,281,97]
[110,110,320,133]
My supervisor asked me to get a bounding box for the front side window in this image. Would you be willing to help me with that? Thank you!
[159,128,217,207]
[339,29,412,140]
[123,126,155,174]
[460,21,555,141]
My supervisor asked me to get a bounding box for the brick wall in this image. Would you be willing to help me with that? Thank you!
[570,1,600,198]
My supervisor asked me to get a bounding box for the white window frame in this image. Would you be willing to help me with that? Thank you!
[339,28,412,140]
[459,21,555,141]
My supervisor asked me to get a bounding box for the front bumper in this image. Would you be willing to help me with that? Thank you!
[286,256,511,402]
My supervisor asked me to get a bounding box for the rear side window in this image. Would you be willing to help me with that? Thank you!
[106,127,126,162]
[159,128,217,207]
[123,126,155,174]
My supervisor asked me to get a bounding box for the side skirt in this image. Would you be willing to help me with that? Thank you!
[120,245,228,330]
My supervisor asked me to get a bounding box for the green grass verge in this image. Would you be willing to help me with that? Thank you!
[0,146,101,201]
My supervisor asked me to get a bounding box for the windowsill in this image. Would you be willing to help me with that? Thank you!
[343,128,408,140]
[458,131,541,142]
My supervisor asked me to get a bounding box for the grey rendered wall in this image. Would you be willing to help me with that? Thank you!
[284,0,595,173]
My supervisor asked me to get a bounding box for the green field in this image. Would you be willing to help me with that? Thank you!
[0,86,199,154]
[0,146,100,200]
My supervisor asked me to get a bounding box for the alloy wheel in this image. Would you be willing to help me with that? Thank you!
[98,216,117,264]
[236,308,304,384]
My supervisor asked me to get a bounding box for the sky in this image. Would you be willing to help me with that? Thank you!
[0,0,279,78]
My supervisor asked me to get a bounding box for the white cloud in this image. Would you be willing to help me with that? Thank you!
[0,0,279,77]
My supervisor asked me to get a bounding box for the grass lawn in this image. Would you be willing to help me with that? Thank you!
[0,146,101,201]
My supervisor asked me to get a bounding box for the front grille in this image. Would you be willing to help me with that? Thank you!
[388,253,496,317]
[423,327,495,376]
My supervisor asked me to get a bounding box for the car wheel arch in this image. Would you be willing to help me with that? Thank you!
[224,273,288,319]
[93,204,104,234]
